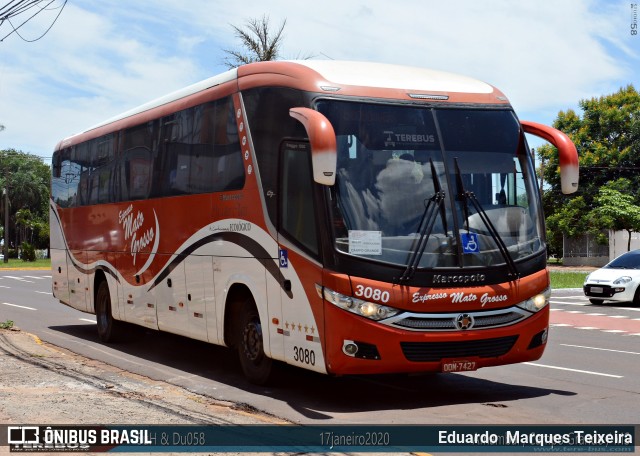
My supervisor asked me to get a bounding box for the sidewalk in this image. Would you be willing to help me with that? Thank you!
[0,326,288,455]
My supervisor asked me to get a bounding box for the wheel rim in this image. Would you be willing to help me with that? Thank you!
[96,286,109,335]
[242,318,263,363]
[98,307,108,333]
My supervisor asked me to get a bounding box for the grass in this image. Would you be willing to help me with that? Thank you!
[549,271,588,289]
[0,320,14,329]
[0,258,51,269]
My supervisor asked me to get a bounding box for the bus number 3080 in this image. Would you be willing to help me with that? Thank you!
[354,285,390,303]
[293,346,316,366]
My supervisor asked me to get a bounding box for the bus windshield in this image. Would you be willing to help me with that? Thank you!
[317,100,543,270]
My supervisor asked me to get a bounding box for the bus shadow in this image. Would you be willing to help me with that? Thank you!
[49,324,575,421]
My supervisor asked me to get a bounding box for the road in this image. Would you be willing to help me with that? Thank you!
[1,269,639,425]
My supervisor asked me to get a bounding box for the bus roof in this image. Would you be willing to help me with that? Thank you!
[290,60,494,94]
[58,61,508,149]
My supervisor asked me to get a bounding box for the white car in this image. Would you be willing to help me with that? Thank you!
[583,250,640,305]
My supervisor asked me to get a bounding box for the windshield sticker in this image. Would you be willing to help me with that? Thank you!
[461,232,480,254]
[348,230,382,255]
[382,128,438,150]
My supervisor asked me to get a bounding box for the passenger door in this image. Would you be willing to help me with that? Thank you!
[277,141,326,374]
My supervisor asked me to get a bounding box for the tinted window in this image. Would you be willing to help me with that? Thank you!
[121,121,158,201]
[52,148,73,207]
[162,99,244,195]
[52,96,244,207]
[280,141,318,254]
[607,251,640,269]
[243,87,308,224]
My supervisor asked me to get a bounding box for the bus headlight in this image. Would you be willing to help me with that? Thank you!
[517,288,550,313]
[318,286,400,321]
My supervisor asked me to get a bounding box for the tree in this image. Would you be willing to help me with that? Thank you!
[539,86,640,253]
[591,179,640,252]
[15,208,35,246]
[223,15,287,69]
[0,149,50,256]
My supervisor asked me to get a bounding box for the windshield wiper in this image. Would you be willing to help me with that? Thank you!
[397,159,445,284]
[454,158,520,279]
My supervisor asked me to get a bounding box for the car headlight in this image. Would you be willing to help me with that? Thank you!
[317,285,400,321]
[584,273,591,285]
[517,288,550,313]
[613,276,632,285]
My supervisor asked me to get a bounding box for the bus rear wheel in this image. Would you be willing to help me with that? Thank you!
[96,280,124,343]
[237,300,272,385]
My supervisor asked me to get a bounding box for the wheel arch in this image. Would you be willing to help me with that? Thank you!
[223,283,255,348]
[92,269,108,315]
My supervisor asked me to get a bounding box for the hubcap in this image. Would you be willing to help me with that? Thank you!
[243,319,263,362]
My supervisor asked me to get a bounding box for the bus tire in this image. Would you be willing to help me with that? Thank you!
[96,280,124,343]
[237,299,272,385]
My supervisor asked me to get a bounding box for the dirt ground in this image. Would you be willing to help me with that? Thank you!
[0,326,289,456]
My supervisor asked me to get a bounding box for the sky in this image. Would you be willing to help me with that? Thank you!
[0,0,638,162]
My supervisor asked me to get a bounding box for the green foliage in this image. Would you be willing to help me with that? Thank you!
[223,15,287,69]
[0,320,14,329]
[20,241,36,262]
[541,86,640,253]
[549,271,589,289]
[591,180,640,251]
[0,258,50,269]
[0,149,50,251]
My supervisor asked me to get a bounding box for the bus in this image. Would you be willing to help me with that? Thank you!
[50,60,579,384]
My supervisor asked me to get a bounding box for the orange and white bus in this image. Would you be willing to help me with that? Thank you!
[51,61,578,384]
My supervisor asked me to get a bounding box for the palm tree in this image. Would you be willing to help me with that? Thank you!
[223,15,287,69]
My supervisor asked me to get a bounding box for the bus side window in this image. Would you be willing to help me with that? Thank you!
[126,148,154,201]
[192,97,244,193]
[121,122,158,201]
[243,87,307,225]
[52,148,72,208]
[70,143,92,207]
[93,133,117,204]
[214,98,244,191]
[160,108,194,196]
[280,142,318,255]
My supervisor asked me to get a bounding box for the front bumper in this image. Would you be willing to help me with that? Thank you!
[583,283,633,301]
[323,303,549,375]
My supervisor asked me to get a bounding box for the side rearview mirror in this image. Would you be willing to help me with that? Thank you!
[289,107,337,186]
[521,120,579,194]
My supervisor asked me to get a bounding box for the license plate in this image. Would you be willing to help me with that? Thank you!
[441,360,477,373]
[590,286,604,294]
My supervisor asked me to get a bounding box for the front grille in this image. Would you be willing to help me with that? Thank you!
[584,285,616,297]
[400,335,518,362]
[386,308,528,332]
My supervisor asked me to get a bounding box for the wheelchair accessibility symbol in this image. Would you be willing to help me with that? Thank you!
[279,249,288,268]
[461,232,480,254]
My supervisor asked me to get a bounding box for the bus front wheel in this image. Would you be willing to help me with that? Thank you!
[96,280,124,343]
[237,300,272,385]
